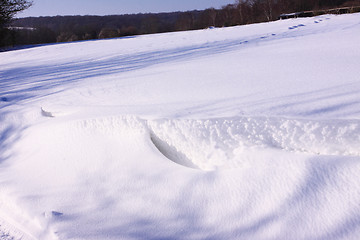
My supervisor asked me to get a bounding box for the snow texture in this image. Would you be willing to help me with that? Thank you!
[1,13,360,239]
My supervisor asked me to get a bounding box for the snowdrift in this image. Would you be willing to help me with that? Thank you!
[3,115,360,239]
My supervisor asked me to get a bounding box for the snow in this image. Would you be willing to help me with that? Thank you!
[1,13,360,239]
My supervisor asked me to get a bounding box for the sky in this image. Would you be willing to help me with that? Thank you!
[18,0,235,17]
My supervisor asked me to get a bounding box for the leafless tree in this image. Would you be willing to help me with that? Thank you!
[0,0,32,26]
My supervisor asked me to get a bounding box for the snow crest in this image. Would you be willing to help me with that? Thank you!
[148,117,360,170]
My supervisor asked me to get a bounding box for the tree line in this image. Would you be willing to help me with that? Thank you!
[1,0,32,47]
[1,0,359,49]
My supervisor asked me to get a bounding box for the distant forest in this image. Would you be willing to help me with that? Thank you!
[1,0,360,48]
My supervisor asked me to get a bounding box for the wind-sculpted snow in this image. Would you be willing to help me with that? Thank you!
[148,117,360,170]
[1,115,359,239]
[34,115,360,172]
[36,115,360,172]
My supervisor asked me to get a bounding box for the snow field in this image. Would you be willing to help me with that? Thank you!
[1,12,360,239]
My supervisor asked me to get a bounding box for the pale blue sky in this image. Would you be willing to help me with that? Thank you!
[18,0,235,17]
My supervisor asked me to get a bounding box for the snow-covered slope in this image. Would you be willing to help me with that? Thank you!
[1,13,360,239]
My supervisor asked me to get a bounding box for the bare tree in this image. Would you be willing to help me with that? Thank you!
[262,0,274,21]
[0,0,33,27]
[176,11,195,31]
[220,4,236,27]
[203,8,217,27]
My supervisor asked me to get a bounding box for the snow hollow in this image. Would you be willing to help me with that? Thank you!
[1,13,360,240]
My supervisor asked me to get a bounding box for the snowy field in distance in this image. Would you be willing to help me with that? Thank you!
[1,13,360,240]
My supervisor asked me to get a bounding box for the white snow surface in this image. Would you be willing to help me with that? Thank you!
[1,13,360,239]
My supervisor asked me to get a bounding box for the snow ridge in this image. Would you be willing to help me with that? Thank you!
[148,117,360,170]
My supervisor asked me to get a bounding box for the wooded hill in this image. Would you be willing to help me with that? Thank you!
[2,0,360,49]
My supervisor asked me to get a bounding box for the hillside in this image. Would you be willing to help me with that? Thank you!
[1,13,360,239]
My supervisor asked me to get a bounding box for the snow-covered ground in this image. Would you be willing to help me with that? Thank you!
[1,13,360,239]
